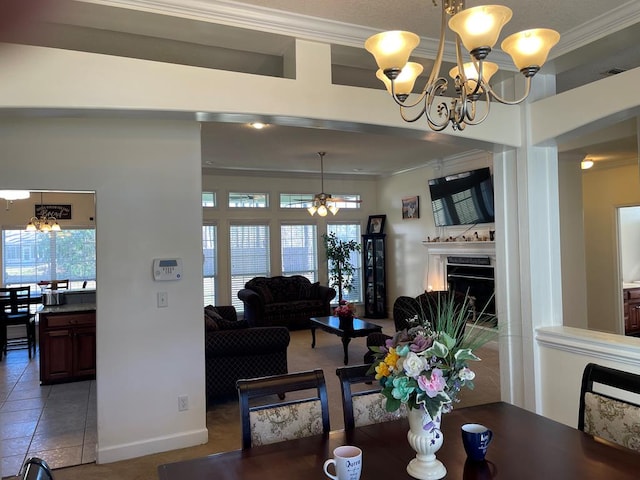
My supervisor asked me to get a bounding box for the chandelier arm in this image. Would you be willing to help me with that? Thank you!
[424,83,454,131]
[463,96,491,126]
[390,83,428,108]
[485,76,532,105]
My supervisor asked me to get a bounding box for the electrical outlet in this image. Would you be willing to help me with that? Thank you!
[157,292,168,308]
[178,395,189,412]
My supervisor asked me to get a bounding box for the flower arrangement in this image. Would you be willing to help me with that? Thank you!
[334,299,356,319]
[369,292,496,421]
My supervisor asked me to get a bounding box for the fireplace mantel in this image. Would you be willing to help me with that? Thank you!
[422,241,495,257]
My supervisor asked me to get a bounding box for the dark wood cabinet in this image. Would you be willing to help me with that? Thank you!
[623,288,640,336]
[39,310,96,384]
[362,233,387,318]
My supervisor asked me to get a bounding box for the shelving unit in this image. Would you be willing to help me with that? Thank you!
[362,233,386,318]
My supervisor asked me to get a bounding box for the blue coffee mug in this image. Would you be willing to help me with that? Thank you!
[461,423,493,461]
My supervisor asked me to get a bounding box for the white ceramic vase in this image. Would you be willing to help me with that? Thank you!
[406,407,447,480]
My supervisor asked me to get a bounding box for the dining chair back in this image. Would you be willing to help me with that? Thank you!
[336,364,406,430]
[578,362,640,451]
[236,369,330,449]
[0,286,37,360]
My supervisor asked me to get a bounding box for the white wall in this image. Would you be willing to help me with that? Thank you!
[0,118,207,462]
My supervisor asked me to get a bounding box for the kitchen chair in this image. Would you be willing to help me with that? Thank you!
[236,369,330,449]
[336,364,406,430]
[41,279,69,290]
[578,362,640,452]
[0,286,37,360]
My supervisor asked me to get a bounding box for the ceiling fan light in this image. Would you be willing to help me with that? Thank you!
[329,205,339,215]
[449,5,512,54]
[317,205,328,217]
[501,28,560,72]
[307,205,317,216]
[365,31,420,78]
[0,190,30,200]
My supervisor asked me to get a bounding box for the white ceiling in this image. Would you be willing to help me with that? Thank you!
[6,0,640,176]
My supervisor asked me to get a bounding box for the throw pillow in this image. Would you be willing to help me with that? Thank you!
[204,313,219,331]
[256,285,274,304]
[309,281,321,299]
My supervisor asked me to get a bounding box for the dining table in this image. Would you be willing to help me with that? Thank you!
[157,401,640,479]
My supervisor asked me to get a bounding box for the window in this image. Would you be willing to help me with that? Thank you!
[327,223,362,302]
[230,224,270,311]
[281,224,317,282]
[202,225,217,306]
[2,228,96,289]
[280,193,361,209]
[229,192,268,208]
[202,192,216,208]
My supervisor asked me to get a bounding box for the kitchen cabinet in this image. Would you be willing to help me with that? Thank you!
[362,233,387,318]
[623,288,640,336]
[39,308,96,384]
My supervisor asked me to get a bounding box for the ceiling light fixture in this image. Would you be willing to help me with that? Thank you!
[249,122,267,130]
[308,152,340,217]
[0,190,30,200]
[365,0,560,131]
[26,192,61,233]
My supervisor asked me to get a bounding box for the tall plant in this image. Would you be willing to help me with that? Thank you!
[323,232,361,302]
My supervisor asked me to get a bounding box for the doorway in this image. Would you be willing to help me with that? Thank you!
[617,205,640,336]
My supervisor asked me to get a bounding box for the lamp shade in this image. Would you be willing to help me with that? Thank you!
[365,31,420,75]
[501,28,560,70]
[449,5,512,53]
[449,61,499,94]
[317,205,328,217]
[376,62,424,96]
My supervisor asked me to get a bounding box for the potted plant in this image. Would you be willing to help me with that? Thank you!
[322,232,361,303]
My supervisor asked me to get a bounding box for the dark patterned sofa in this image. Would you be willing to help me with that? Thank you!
[237,275,336,330]
[205,305,290,403]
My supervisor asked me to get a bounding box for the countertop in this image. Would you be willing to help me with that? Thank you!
[623,282,640,290]
[40,302,96,314]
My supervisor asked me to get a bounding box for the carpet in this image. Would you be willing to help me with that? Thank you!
[19,318,499,480]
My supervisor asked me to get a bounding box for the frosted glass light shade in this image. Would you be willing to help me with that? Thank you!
[501,28,560,70]
[328,205,339,215]
[449,5,512,52]
[365,31,420,74]
[376,62,424,96]
[0,190,30,200]
[449,61,499,94]
[307,205,317,216]
[317,205,328,217]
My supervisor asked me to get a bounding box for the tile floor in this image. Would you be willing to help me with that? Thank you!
[0,347,96,478]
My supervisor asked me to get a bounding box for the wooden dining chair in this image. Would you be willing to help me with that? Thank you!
[236,369,330,449]
[336,364,406,430]
[578,362,640,452]
[0,286,37,360]
[51,279,70,290]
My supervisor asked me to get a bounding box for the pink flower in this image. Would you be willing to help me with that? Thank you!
[418,368,446,398]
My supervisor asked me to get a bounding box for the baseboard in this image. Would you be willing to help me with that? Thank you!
[96,427,208,464]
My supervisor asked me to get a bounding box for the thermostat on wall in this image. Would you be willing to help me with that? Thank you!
[153,258,183,281]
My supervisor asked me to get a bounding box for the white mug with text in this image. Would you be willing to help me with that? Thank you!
[323,445,362,480]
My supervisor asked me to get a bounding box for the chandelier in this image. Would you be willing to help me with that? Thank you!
[308,152,339,217]
[365,0,560,131]
[26,192,61,232]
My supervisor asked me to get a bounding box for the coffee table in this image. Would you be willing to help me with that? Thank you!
[310,316,383,365]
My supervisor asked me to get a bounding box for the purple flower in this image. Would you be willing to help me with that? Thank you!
[410,334,433,352]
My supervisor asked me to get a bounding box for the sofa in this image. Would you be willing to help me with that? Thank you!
[238,275,336,330]
[204,305,290,403]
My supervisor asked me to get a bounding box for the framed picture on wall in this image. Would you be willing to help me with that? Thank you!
[367,215,386,234]
[402,196,420,219]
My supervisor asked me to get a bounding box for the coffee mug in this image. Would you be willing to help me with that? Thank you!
[461,423,493,461]
[323,445,362,480]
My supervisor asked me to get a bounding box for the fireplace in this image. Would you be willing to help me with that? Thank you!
[446,256,495,315]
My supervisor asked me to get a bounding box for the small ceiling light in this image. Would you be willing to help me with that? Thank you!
[0,190,30,200]
[365,0,559,131]
[581,159,594,170]
[249,122,267,130]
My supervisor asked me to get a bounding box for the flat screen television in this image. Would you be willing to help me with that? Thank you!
[428,167,495,227]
